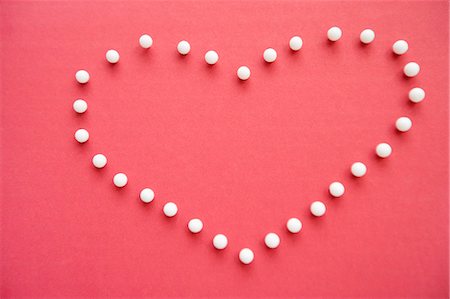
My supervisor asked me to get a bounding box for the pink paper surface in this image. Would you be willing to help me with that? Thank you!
[1,1,448,298]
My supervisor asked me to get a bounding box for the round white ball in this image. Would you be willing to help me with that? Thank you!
[360,29,375,44]
[286,218,302,233]
[73,99,88,114]
[289,36,303,51]
[263,48,277,63]
[177,40,191,55]
[264,233,280,249]
[239,248,254,265]
[204,50,219,65]
[351,162,367,177]
[113,173,128,188]
[105,49,120,64]
[376,143,392,158]
[75,70,90,84]
[92,154,107,169]
[396,117,412,132]
[403,62,420,77]
[329,182,345,198]
[213,234,228,250]
[310,201,326,217]
[327,26,342,42]
[392,40,408,55]
[188,218,203,233]
[140,188,155,203]
[237,66,251,80]
[139,34,153,49]
[163,202,178,217]
[409,87,426,103]
[74,128,89,143]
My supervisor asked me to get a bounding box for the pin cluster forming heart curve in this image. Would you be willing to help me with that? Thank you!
[71,27,426,265]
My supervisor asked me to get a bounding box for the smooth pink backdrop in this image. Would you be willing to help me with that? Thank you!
[1,1,448,298]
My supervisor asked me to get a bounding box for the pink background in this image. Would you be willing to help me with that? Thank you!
[1,1,448,298]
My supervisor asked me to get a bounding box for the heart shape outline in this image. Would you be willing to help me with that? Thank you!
[71,29,425,265]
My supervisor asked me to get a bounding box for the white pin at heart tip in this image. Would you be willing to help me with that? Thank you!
[239,248,254,264]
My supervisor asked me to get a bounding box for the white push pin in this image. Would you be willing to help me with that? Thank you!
[403,62,420,77]
[310,201,326,217]
[188,218,203,233]
[106,49,120,64]
[376,143,392,158]
[139,34,153,49]
[409,87,425,103]
[74,128,89,143]
[113,173,128,187]
[264,233,280,249]
[360,29,375,44]
[177,40,191,55]
[205,50,219,65]
[263,48,277,63]
[329,182,345,198]
[140,188,155,203]
[239,248,254,265]
[237,66,251,80]
[163,202,178,217]
[351,162,367,177]
[73,99,88,114]
[392,40,408,55]
[213,234,228,250]
[327,26,342,42]
[286,218,302,233]
[289,36,303,51]
[92,154,107,169]
[396,117,412,132]
[75,70,90,84]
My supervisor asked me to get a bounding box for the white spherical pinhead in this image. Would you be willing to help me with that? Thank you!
[360,29,375,44]
[73,99,88,114]
[409,87,425,103]
[392,40,408,55]
[310,201,326,217]
[396,117,412,132]
[351,162,367,177]
[106,49,120,64]
[286,218,302,233]
[239,248,254,265]
[403,62,420,77]
[289,36,303,51]
[376,143,392,158]
[140,188,155,203]
[92,154,107,169]
[204,50,219,65]
[327,26,342,41]
[264,233,280,249]
[75,70,90,84]
[329,182,345,198]
[263,48,277,63]
[188,218,203,233]
[74,128,89,143]
[113,173,128,188]
[139,34,153,49]
[163,202,178,217]
[177,40,191,55]
[237,66,251,80]
[213,234,228,250]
